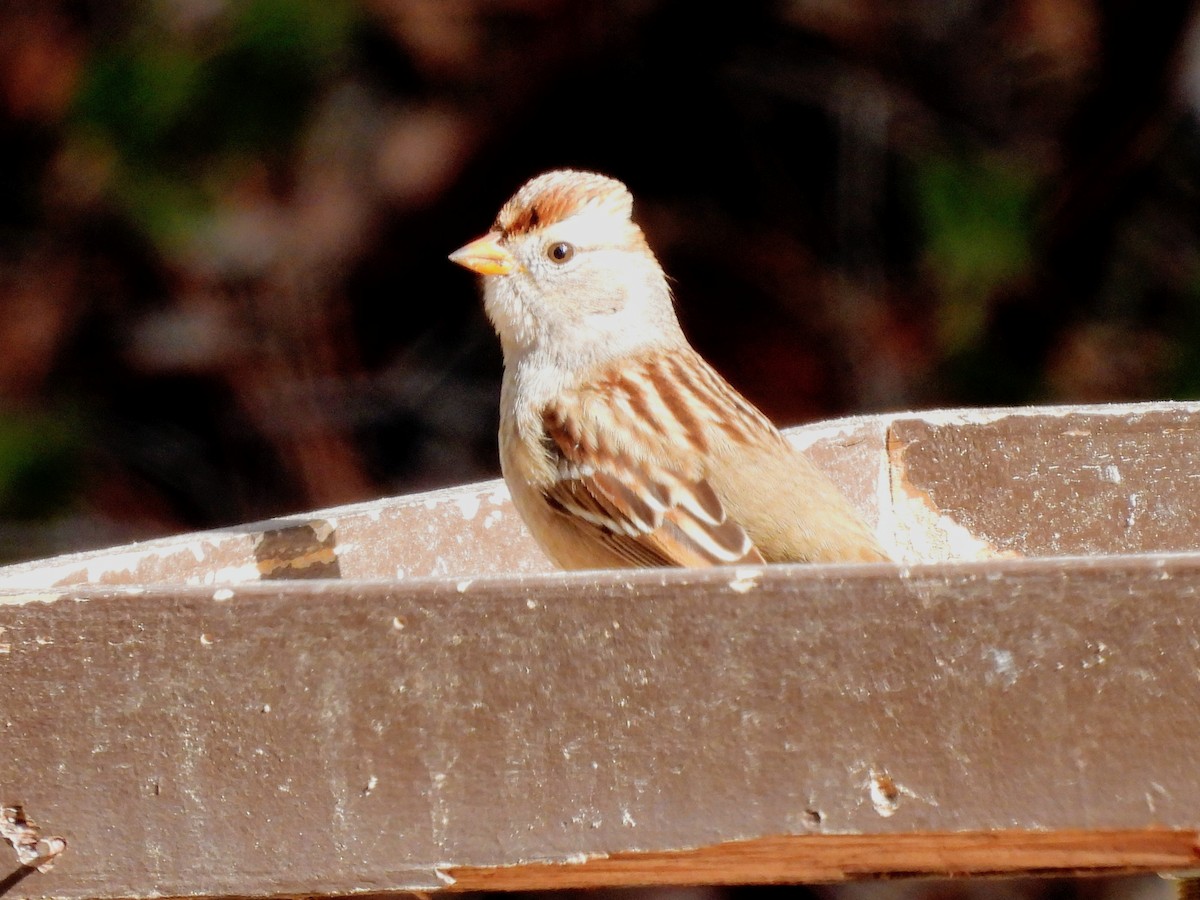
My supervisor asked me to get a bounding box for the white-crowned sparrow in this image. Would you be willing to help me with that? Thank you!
[450,169,889,569]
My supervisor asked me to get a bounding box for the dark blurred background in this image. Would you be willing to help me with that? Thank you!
[1,5,1195,900]
[2,0,1199,569]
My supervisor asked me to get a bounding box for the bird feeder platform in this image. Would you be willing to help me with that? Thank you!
[2,401,1199,899]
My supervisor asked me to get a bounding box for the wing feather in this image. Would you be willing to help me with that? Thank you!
[540,407,763,568]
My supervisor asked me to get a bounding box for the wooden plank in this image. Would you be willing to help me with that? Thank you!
[885,404,1200,558]
[4,401,1200,896]
[3,555,1200,897]
[2,401,1196,591]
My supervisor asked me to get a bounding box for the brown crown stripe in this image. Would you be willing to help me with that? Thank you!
[497,179,629,237]
[498,205,543,237]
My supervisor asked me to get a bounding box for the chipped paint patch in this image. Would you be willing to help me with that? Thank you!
[186,562,262,586]
[308,519,336,542]
[835,399,1200,431]
[453,493,482,521]
[985,647,1018,686]
[869,770,901,817]
[561,852,605,865]
[253,523,340,579]
[728,568,762,593]
[883,432,1011,563]
[0,566,86,591]
[0,591,69,607]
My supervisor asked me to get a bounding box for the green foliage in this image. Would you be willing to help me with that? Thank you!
[915,152,1037,353]
[68,0,358,249]
[1167,276,1200,398]
[0,411,80,520]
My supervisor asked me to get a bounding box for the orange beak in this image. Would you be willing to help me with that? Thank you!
[448,232,516,276]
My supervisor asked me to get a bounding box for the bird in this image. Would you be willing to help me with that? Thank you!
[449,169,890,569]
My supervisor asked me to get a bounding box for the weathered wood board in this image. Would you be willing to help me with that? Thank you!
[1,401,1197,589]
[1,402,1198,898]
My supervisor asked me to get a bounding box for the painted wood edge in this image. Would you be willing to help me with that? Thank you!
[5,399,1198,589]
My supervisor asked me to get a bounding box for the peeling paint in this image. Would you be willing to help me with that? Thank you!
[884,433,1010,563]
[308,519,337,543]
[868,770,900,817]
[985,647,1018,686]
[453,494,482,521]
[0,403,1196,592]
[0,591,69,607]
[187,562,261,586]
[728,568,762,593]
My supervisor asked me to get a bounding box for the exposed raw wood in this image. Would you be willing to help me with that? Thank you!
[452,830,1200,889]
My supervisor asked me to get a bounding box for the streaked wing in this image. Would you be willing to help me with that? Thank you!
[540,407,765,568]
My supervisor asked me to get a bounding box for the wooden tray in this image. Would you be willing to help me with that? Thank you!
[2,402,1198,898]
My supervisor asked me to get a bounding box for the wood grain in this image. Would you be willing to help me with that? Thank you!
[452,830,1200,889]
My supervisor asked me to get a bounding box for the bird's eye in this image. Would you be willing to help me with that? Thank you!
[546,242,575,263]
